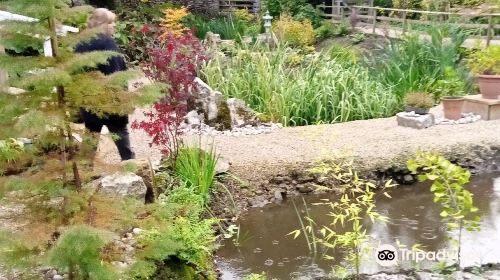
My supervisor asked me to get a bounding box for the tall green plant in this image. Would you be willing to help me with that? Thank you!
[202,45,400,126]
[291,160,395,279]
[174,144,218,202]
[407,152,480,268]
[369,27,469,100]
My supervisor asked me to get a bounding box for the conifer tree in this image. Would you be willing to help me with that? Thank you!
[0,0,164,275]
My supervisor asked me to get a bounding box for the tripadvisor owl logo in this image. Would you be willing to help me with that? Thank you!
[375,244,456,267]
[375,244,398,267]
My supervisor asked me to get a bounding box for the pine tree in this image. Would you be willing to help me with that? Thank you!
[0,0,164,275]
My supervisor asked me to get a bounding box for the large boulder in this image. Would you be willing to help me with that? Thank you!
[186,78,258,130]
[87,172,147,201]
[227,98,259,128]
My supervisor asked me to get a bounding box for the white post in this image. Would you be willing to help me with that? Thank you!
[0,45,7,92]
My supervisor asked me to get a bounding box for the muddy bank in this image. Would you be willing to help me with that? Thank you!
[210,143,500,221]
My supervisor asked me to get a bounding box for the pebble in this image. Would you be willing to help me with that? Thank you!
[435,113,481,125]
[181,122,282,137]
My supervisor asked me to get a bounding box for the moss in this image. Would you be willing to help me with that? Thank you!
[211,102,231,131]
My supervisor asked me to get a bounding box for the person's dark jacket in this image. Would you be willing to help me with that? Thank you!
[75,33,127,75]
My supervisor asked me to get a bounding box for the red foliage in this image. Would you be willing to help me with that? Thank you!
[132,31,208,156]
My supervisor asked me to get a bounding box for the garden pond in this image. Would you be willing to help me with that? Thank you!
[217,173,500,279]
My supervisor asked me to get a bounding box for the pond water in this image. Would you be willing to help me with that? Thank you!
[216,173,500,279]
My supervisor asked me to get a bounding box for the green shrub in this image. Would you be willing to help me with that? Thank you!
[467,45,500,75]
[49,226,116,280]
[272,15,315,48]
[174,145,218,203]
[202,45,400,126]
[264,0,322,27]
[130,186,217,279]
[368,27,469,100]
[315,21,336,40]
[0,138,33,175]
[184,12,260,41]
[404,92,435,108]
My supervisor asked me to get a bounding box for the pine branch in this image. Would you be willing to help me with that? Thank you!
[17,69,71,90]
[0,55,55,75]
[60,26,103,48]
[0,21,53,39]
[62,51,122,74]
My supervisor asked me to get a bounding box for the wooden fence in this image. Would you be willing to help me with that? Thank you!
[219,0,260,13]
[318,4,500,46]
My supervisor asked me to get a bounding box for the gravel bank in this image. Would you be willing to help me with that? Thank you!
[97,107,500,184]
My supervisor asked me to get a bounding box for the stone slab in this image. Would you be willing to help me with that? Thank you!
[464,95,500,121]
[396,112,435,129]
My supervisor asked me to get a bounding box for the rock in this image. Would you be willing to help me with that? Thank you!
[296,183,314,194]
[483,270,500,280]
[226,98,258,128]
[90,172,147,201]
[185,110,202,129]
[415,271,443,280]
[121,159,155,203]
[249,196,270,208]
[396,112,434,129]
[463,272,486,280]
[45,269,57,278]
[215,157,230,174]
[367,273,412,280]
[205,32,222,48]
[274,189,284,202]
[53,275,64,280]
[402,174,415,184]
[132,228,143,235]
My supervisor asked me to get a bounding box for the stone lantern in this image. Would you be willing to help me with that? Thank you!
[263,10,273,34]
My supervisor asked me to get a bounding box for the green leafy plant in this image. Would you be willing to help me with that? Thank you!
[404,92,435,108]
[369,27,469,100]
[202,44,400,126]
[291,160,395,279]
[0,138,33,175]
[174,144,218,203]
[350,33,366,44]
[130,185,217,279]
[184,9,260,41]
[315,21,336,40]
[272,15,316,48]
[263,0,322,27]
[407,152,480,268]
[467,45,500,75]
[243,272,268,280]
[49,225,116,280]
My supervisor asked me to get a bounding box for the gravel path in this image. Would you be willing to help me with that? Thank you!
[96,106,500,183]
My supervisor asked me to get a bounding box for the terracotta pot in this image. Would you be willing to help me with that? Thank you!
[442,97,464,120]
[477,75,500,99]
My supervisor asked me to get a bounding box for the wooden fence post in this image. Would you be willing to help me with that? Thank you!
[402,10,408,34]
[487,15,493,47]
[372,6,377,34]
[0,45,7,93]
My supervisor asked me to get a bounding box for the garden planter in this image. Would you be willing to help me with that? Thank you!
[405,106,430,115]
[442,97,464,120]
[477,75,500,99]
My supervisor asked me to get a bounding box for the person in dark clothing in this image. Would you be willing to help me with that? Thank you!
[75,8,135,160]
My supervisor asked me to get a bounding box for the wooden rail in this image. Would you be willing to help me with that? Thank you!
[219,0,260,13]
[318,4,500,46]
